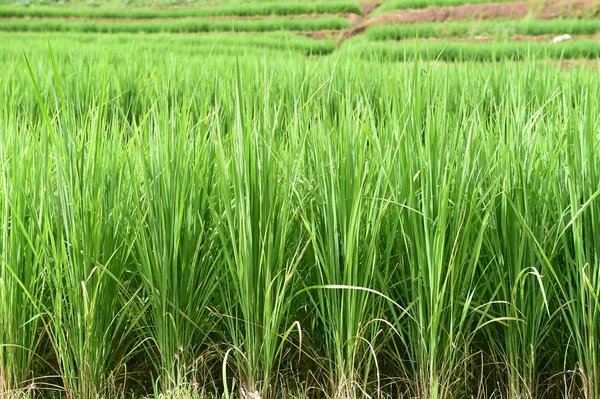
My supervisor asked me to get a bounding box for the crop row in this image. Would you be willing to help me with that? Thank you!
[366,19,600,40]
[1,31,337,58]
[0,1,362,19]
[343,38,600,61]
[0,16,351,33]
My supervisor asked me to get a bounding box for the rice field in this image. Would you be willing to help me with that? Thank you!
[0,2,363,19]
[2,1,600,399]
[365,19,600,41]
[0,17,352,33]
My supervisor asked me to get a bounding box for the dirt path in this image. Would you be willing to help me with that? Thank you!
[345,3,382,26]
[299,30,344,39]
[368,0,593,25]
[370,1,530,25]
[361,2,382,19]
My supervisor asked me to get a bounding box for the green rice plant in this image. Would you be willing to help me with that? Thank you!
[211,62,308,399]
[296,96,392,398]
[130,95,220,392]
[476,77,563,398]
[0,105,50,396]
[376,69,500,398]
[30,61,140,399]
[550,84,600,399]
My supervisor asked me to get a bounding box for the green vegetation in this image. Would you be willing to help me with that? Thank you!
[343,38,600,61]
[0,31,336,58]
[2,32,600,399]
[373,0,518,15]
[3,0,600,396]
[0,16,350,33]
[366,19,600,40]
[0,2,362,19]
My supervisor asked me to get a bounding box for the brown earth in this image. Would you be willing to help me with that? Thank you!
[538,0,596,18]
[346,3,382,26]
[299,30,343,39]
[370,1,531,25]
[550,59,598,68]
[368,0,595,25]
[341,0,597,43]
[361,2,382,19]
[346,14,364,25]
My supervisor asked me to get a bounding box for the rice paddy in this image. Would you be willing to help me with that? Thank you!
[1,1,600,399]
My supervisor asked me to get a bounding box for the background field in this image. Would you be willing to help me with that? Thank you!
[2,1,600,399]
[1,0,599,60]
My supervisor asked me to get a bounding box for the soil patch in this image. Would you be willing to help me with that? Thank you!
[368,0,596,25]
[361,2,382,19]
[347,14,364,25]
[538,0,594,19]
[370,2,531,25]
[298,30,343,39]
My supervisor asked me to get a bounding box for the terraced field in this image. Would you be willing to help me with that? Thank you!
[1,0,600,61]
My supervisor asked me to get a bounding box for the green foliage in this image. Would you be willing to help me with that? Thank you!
[0,31,336,56]
[365,19,600,41]
[344,38,600,62]
[1,32,600,399]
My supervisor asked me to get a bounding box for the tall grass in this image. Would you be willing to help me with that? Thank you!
[211,67,308,398]
[1,34,600,399]
[131,97,220,392]
[0,88,50,397]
